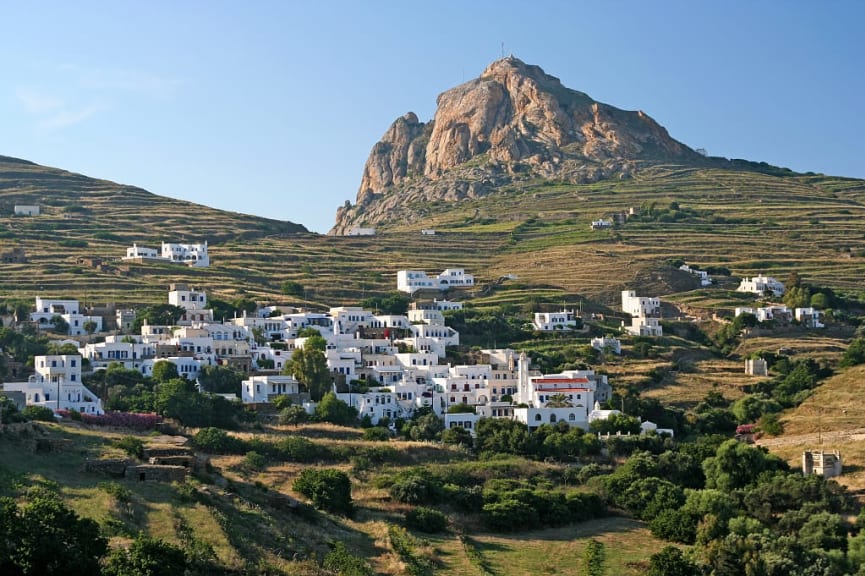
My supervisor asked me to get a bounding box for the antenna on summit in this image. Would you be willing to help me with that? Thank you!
[501,42,505,58]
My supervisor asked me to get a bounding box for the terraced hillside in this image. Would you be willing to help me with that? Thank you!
[1,155,864,315]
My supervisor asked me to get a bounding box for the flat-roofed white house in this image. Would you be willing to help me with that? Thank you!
[737,275,785,297]
[437,269,474,288]
[621,290,663,337]
[795,307,825,328]
[533,309,579,331]
[345,227,375,236]
[3,354,103,414]
[397,271,437,294]
[398,269,475,294]
[123,244,159,260]
[30,297,103,335]
[679,264,712,286]
[169,283,214,325]
[241,374,301,404]
[14,205,39,216]
[591,336,622,355]
[622,291,660,318]
[161,241,209,267]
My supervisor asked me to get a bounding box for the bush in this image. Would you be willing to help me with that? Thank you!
[243,451,267,470]
[191,427,246,454]
[390,474,444,505]
[362,427,390,442]
[293,468,353,516]
[405,506,448,533]
[323,541,374,576]
[482,498,540,531]
[22,405,56,422]
[112,436,145,459]
[278,435,330,462]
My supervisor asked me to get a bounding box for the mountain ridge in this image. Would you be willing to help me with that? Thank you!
[332,56,709,234]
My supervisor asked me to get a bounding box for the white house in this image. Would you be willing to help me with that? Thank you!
[622,291,660,318]
[621,290,663,337]
[591,336,622,355]
[161,241,209,267]
[3,354,103,414]
[735,306,792,323]
[123,244,160,260]
[679,264,712,286]
[397,271,437,294]
[30,297,103,335]
[795,307,825,328]
[345,227,375,236]
[168,284,214,325]
[80,339,154,371]
[398,269,475,294]
[437,269,474,288]
[533,309,579,331]
[421,229,436,236]
[737,275,785,297]
[14,205,40,216]
[241,374,301,404]
[591,219,612,230]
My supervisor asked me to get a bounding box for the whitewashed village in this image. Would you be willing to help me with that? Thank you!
[0,260,836,478]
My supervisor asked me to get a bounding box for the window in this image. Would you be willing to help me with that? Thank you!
[569,413,576,421]
[534,414,542,422]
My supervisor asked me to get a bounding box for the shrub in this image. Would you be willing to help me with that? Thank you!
[22,405,56,422]
[278,435,329,462]
[482,498,540,531]
[362,427,390,442]
[390,474,444,505]
[243,451,267,470]
[191,427,246,454]
[112,436,145,459]
[323,541,374,576]
[293,468,353,516]
[405,506,448,533]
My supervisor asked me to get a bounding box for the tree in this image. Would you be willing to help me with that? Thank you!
[582,539,606,576]
[279,405,309,427]
[197,365,241,395]
[281,281,304,297]
[49,314,69,335]
[102,533,188,576]
[441,426,473,447]
[151,360,179,383]
[0,489,107,575]
[293,468,353,515]
[82,320,97,335]
[283,335,330,401]
[648,546,699,576]
[132,304,185,331]
[314,392,357,426]
[841,338,865,368]
[589,412,641,435]
[703,439,786,491]
[545,393,573,408]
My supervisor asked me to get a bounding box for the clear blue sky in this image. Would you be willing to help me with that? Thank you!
[2,1,862,233]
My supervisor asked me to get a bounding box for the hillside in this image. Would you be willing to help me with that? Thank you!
[1,153,865,313]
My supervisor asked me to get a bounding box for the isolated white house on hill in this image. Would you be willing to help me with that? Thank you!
[533,309,579,331]
[737,275,785,297]
[162,241,209,267]
[397,269,475,294]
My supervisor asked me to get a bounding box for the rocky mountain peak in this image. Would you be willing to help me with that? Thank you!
[333,57,700,234]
